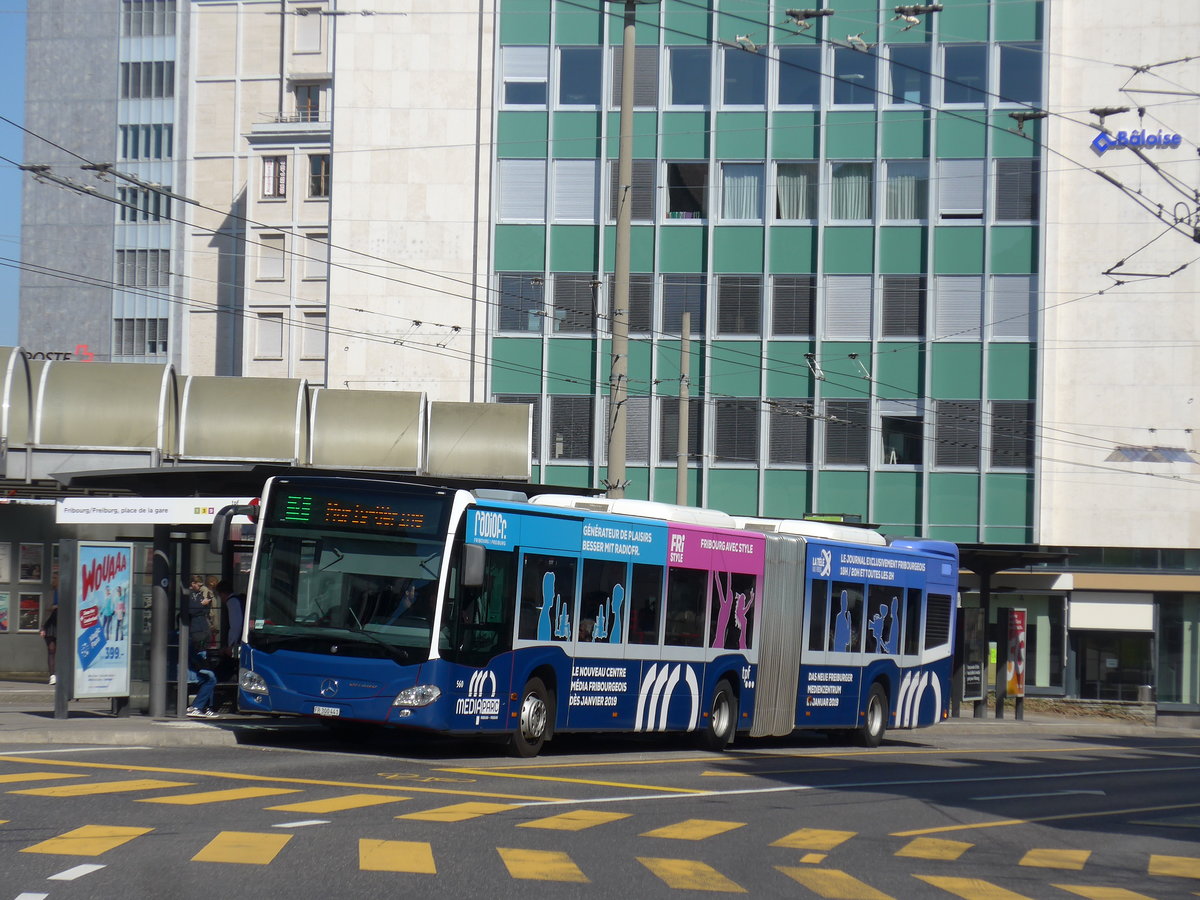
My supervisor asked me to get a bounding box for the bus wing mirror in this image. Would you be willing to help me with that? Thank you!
[210,503,259,554]
[462,543,485,588]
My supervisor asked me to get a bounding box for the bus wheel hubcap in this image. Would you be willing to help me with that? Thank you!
[521,695,546,738]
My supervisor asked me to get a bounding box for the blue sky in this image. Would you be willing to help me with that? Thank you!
[0,1,25,346]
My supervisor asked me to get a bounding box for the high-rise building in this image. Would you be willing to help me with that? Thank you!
[16,1,1200,709]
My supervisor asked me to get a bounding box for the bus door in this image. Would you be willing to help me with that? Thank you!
[798,551,866,728]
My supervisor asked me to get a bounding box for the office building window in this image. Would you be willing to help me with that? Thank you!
[888,44,930,105]
[990,400,1034,469]
[884,160,928,221]
[610,45,659,108]
[294,7,322,53]
[722,45,766,106]
[117,186,171,222]
[606,272,653,334]
[258,234,286,280]
[937,159,984,220]
[667,46,710,106]
[832,47,876,104]
[122,1,176,37]
[824,275,872,340]
[119,124,173,161]
[721,163,763,220]
[495,394,541,462]
[880,401,923,465]
[935,400,981,467]
[115,249,170,287]
[308,154,330,198]
[824,399,869,465]
[120,61,174,99]
[300,312,326,359]
[113,317,168,356]
[295,83,322,122]
[999,42,1042,104]
[881,275,925,338]
[776,161,818,220]
[304,233,328,280]
[830,162,873,220]
[552,273,596,334]
[553,159,598,222]
[262,156,287,199]
[497,272,544,333]
[995,158,1039,221]
[991,275,1037,340]
[602,394,650,465]
[662,274,706,334]
[933,275,983,340]
[716,275,761,335]
[772,275,815,337]
[778,45,820,105]
[714,398,760,464]
[943,44,987,104]
[254,312,285,359]
[665,162,707,220]
[502,46,548,106]
[498,159,546,221]
[608,158,655,222]
[768,400,812,465]
[660,396,702,463]
[558,46,602,106]
[549,395,593,461]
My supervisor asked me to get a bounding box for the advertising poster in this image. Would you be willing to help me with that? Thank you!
[19,542,43,583]
[0,592,8,631]
[961,607,985,702]
[0,542,11,582]
[73,543,133,699]
[1005,608,1027,699]
[18,592,41,631]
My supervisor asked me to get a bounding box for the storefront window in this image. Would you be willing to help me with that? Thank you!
[1157,594,1200,704]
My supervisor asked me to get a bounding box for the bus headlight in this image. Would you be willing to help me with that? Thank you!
[239,668,269,695]
[393,684,441,707]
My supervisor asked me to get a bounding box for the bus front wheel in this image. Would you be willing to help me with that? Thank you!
[697,679,737,751]
[509,677,552,758]
[855,683,888,748]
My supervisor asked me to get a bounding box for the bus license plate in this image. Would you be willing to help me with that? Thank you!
[313,705,341,717]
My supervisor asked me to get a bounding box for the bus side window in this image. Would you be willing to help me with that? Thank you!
[903,588,922,655]
[709,571,757,650]
[866,584,900,655]
[579,558,627,643]
[664,566,707,648]
[628,563,663,645]
[518,553,577,642]
[808,579,829,651]
[830,581,864,653]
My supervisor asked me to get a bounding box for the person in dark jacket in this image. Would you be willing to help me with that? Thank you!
[39,589,58,685]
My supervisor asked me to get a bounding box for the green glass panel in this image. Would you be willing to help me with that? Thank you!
[658,227,708,272]
[707,469,761,516]
[825,111,877,158]
[552,112,603,158]
[498,112,549,158]
[606,111,660,158]
[495,225,546,270]
[555,0,603,43]
[873,471,922,532]
[660,112,710,159]
[824,227,874,274]
[990,227,1038,274]
[607,0,664,43]
[657,340,706,388]
[928,472,981,531]
[772,112,820,158]
[620,467,650,501]
[929,524,979,542]
[769,226,818,272]
[875,343,923,397]
[938,1,988,41]
[887,19,932,43]
[500,0,550,43]
[604,225,656,272]
[987,343,1035,399]
[984,473,1034,542]
[546,338,597,393]
[991,111,1040,157]
[762,469,811,518]
[765,341,816,396]
[993,0,1042,41]
[653,467,701,504]
[936,111,987,157]
[881,110,930,157]
[815,470,869,522]
[663,0,712,45]
[491,338,543,393]
[716,113,767,159]
[710,341,762,395]
[878,227,927,273]
[716,0,770,42]
[931,344,982,398]
[818,341,871,398]
[550,225,601,271]
[544,465,594,488]
[713,227,765,273]
[831,3,880,43]
[628,338,653,389]
[934,227,984,273]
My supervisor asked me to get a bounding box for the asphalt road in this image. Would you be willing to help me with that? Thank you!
[1,721,1198,899]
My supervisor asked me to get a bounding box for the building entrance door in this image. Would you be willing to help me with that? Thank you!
[1072,630,1153,701]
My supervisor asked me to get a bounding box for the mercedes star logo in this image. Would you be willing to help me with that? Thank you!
[320,679,339,698]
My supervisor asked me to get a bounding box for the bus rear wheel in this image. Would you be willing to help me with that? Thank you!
[697,679,737,751]
[855,683,888,748]
[509,677,551,758]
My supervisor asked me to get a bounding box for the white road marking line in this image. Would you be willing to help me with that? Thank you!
[273,820,331,828]
[48,864,106,881]
[15,893,50,900]
[0,747,153,754]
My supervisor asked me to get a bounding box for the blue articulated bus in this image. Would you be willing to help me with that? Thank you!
[224,475,958,756]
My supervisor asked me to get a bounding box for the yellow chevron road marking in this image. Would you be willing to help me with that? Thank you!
[639,857,746,892]
[359,839,436,874]
[141,787,301,805]
[498,848,589,882]
[12,779,191,797]
[192,831,291,865]
[21,824,153,856]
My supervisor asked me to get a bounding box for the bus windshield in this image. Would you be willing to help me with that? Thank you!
[248,530,444,663]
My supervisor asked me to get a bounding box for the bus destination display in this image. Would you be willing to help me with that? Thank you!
[271,489,446,536]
